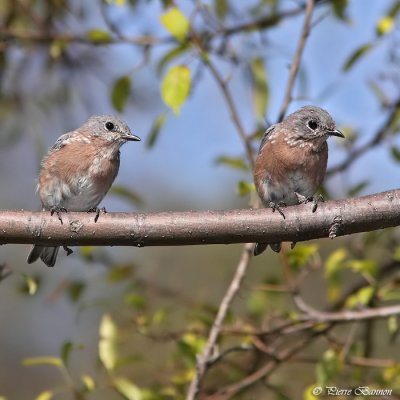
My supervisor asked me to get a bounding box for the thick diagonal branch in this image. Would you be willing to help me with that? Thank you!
[1,189,400,247]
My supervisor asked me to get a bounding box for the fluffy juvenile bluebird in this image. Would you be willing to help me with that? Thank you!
[253,106,344,255]
[27,115,140,267]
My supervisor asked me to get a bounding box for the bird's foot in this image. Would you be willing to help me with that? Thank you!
[50,207,68,224]
[63,246,73,256]
[87,206,107,223]
[268,201,286,219]
[295,193,324,213]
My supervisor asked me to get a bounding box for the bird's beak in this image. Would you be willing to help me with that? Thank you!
[122,133,141,141]
[328,129,344,138]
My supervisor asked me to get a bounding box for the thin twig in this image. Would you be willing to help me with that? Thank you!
[186,243,254,400]
[277,0,315,122]
[202,58,255,169]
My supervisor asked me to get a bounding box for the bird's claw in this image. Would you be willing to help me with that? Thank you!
[50,207,68,224]
[63,246,73,256]
[295,192,324,213]
[269,201,286,219]
[87,207,107,223]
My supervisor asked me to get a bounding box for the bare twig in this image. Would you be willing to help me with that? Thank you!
[202,58,255,169]
[295,294,400,322]
[186,243,254,399]
[277,0,315,122]
[327,99,400,177]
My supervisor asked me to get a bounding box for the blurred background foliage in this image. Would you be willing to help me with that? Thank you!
[1,0,400,399]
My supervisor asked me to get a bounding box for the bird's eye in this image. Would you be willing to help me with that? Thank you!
[105,121,115,131]
[307,120,318,130]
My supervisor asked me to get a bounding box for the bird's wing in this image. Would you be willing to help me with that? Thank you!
[258,124,276,153]
[50,132,75,152]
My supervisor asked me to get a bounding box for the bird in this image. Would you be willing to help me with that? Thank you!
[27,115,141,267]
[253,106,344,256]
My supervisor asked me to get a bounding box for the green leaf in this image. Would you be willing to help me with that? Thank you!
[390,146,400,163]
[249,57,269,121]
[80,246,96,261]
[177,333,206,366]
[110,185,143,206]
[81,374,96,392]
[113,377,142,400]
[161,65,191,115]
[214,0,228,20]
[236,181,255,197]
[86,29,112,44]
[348,181,369,197]
[160,7,190,42]
[345,286,374,308]
[331,0,348,20]
[22,357,63,367]
[99,314,118,371]
[111,76,131,112]
[124,293,146,309]
[215,156,249,171]
[376,16,394,36]
[325,248,347,277]
[287,244,319,270]
[146,113,168,148]
[393,246,400,262]
[388,315,398,335]
[368,80,390,106]
[61,341,73,365]
[20,274,39,296]
[345,259,378,280]
[105,0,126,5]
[67,281,86,303]
[106,265,134,282]
[303,384,320,400]
[316,349,341,387]
[36,391,54,400]
[343,44,373,71]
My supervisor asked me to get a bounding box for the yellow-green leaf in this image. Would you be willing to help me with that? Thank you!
[82,374,96,391]
[303,384,321,399]
[86,29,112,44]
[21,274,39,296]
[376,16,394,36]
[160,7,190,42]
[345,286,374,309]
[325,248,347,277]
[249,57,269,121]
[331,0,348,20]
[105,0,125,5]
[237,181,255,197]
[22,357,63,367]
[110,185,143,206]
[36,391,53,400]
[343,44,373,71]
[214,0,228,19]
[113,377,142,400]
[111,76,131,112]
[161,65,191,114]
[99,314,118,371]
[215,156,249,171]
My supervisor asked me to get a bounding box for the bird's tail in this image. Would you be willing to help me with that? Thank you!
[254,242,282,256]
[27,245,59,267]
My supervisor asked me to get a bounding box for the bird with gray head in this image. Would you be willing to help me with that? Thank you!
[27,115,141,267]
[253,106,344,255]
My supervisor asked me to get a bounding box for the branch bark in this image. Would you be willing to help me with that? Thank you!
[1,189,400,247]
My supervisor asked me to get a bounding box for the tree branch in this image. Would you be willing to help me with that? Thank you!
[2,189,400,247]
